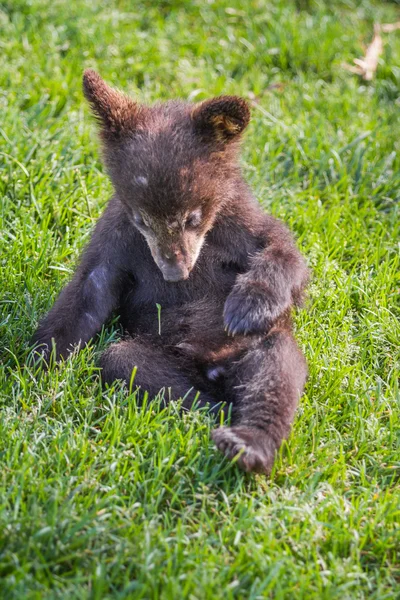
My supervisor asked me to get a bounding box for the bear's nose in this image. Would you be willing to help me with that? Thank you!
[164,248,183,262]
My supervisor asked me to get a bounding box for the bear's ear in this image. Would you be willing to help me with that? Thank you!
[83,69,142,138]
[191,96,250,143]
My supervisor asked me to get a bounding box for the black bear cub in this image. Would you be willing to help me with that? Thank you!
[32,69,309,474]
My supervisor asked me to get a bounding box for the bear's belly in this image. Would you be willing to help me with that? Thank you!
[119,254,240,341]
[119,292,227,342]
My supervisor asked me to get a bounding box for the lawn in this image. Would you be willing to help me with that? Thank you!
[1,0,399,598]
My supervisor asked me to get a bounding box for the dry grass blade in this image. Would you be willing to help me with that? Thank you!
[343,22,400,81]
[381,22,400,33]
[353,29,383,81]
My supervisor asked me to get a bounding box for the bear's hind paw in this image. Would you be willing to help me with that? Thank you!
[212,426,276,474]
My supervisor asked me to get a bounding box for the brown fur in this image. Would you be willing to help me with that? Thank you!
[31,70,309,474]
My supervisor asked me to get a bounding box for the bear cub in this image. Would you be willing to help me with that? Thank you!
[32,70,309,474]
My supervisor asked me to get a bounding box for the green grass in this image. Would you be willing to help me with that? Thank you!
[1,0,400,597]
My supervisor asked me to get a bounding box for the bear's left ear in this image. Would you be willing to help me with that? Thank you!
[191,96,250,143]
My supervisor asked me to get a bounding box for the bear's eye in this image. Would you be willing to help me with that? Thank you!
[186,209,202,229]
[134,213,150,229]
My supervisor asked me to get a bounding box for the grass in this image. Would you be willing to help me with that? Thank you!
[1,0,400,597]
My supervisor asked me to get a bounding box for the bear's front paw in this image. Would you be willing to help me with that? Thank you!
[29,334,73,365]
[223,285,281,336]
[212,426,276,474]
[28,339,53,365]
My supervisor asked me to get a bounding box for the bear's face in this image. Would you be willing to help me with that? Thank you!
[107,128,234,281]
[83,69,250,281]
[130,205,207,282]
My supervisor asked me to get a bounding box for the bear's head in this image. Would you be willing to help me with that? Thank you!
[83,69,250,282]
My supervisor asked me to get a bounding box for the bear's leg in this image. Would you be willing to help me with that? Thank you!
[100,337,218,410]
[212,330,307,474]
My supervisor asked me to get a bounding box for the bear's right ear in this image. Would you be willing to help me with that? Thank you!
[191,96,250,143]
[83,69,142,139]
